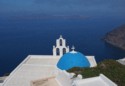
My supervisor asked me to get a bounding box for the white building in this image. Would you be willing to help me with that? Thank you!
[117,58,125,65]
[30,70,117,86]
[1,36,117,86]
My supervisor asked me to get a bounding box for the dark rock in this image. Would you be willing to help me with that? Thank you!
[104,24,125,50]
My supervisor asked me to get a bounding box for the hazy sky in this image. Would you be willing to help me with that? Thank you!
[0,0,125,17]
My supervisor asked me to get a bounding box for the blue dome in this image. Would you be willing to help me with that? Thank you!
[57,51,90,70]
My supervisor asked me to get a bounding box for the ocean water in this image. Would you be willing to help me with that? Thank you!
[0,16,125,76]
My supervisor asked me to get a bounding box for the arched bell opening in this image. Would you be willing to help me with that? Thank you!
[56,48,60,55]
[63,48,66,54]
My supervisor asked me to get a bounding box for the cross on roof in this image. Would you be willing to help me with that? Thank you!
[60,35,62,38]
[71,46,75,51]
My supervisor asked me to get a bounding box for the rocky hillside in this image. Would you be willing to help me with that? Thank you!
[67,60,125,86]
[104,24,125,50]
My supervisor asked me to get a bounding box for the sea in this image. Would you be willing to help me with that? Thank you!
[0,16,125,76]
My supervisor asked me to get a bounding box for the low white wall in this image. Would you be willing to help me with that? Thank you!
[0,83,3,86]
[100,74,117,86]
[73,77,99,86]
[29,55,60,59]
[117,58,125,65]
[86,56,97,67]
[56,70,72,86]
[2,55,31,86]
[73,74,117,86]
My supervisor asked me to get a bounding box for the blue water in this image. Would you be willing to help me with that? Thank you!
[0,16,125,76]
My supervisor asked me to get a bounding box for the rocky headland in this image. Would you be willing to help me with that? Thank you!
[104,24,125,50]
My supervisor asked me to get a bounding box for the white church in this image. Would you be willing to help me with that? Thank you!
[0,36,117,86]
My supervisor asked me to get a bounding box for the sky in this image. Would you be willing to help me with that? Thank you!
[0,0,125,18]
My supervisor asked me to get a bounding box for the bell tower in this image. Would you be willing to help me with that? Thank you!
[53,35,69,56]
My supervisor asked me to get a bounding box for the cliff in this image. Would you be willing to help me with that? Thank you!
[104,24,125,50]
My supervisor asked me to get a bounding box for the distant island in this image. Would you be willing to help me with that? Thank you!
[104,24,125,50]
